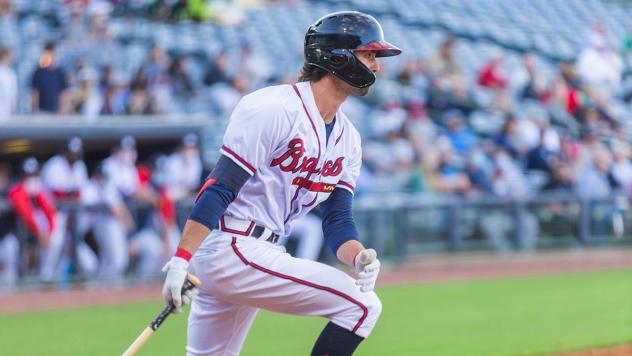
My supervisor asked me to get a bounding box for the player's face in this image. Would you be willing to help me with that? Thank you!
[350,51,380,96]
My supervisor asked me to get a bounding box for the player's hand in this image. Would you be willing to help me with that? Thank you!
[161,257,196,313]
[354,249,381,293]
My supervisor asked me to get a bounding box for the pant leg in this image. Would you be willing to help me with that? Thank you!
[0,233,19,288]
[95,215,129,278]
[129,228,162,277]
[76,241,98,276]
[193,234,382,340]
[186,290,258,356]
[39,212,68,282]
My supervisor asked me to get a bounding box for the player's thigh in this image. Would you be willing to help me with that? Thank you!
[187,291,258,356]
[228,239,381,337]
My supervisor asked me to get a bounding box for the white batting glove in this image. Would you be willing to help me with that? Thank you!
[354,249,381,293]
[161,257,196,314]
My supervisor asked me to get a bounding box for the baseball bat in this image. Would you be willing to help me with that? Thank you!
[122,274,201,356]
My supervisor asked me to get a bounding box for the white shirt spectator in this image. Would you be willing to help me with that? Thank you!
[576,46,623,89]
[0,61,17,119]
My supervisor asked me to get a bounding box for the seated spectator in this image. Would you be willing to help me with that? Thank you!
[168,56,195,98]
[30,42,69,114]
[427,36,461,83]
[203,50,230,87]
[493,115,520,158]
[611,141,632,192]
[478,51,507,89]
[574,148,617,198]
[576,26,623,91]
[442,110,478,157]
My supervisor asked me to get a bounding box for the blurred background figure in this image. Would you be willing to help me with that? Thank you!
[0,162,18,289]
[30,42,69,114]
[79,163,132,279]
[0,46,17,120]
[279,212,324,261]
[7,158,66,282]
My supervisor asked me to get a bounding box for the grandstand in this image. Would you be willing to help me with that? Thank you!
[0,0,630,288]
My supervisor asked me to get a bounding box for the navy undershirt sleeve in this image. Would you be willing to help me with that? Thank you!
[188,155,251,230]
[319,187,359,254]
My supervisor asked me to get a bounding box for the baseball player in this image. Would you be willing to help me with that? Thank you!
[161,11,401,355]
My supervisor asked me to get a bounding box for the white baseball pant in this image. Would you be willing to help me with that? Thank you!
[186,219,381,356]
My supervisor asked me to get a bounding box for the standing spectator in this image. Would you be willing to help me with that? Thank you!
[8,158,65,282]
[30,42,69,114]
[0,47,17,119]
[0,162,18,289]
[70,67,103,118]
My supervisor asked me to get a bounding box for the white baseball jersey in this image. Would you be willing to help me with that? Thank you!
[40,155,88,195]
[216,81,362,237]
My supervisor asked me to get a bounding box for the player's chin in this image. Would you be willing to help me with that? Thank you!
[351,86,370,97]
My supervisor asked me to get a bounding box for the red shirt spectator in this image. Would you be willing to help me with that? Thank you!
[478,58,507,89]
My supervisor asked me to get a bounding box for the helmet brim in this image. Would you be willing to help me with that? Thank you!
[355,40,402,57]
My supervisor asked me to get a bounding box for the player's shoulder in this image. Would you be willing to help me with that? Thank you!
[237,84,297,114]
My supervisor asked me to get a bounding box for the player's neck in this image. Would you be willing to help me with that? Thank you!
[310,78,347,124]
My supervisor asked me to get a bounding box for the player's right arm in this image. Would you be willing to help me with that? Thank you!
[162,93,288,311]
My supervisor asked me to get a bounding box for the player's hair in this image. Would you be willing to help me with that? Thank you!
[298,63,328,83]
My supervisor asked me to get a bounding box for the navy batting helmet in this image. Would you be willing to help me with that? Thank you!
[304,11,401,88]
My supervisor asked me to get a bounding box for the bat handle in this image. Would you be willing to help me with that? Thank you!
[150,274,201,330]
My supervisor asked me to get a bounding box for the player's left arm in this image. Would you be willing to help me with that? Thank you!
[320,137,380,292]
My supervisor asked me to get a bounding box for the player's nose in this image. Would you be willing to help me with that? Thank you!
[370,60,381,74]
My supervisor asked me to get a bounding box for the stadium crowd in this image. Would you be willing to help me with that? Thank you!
[0,0,631,287]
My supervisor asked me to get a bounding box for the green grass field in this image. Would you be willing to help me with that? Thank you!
[1,269,631,355]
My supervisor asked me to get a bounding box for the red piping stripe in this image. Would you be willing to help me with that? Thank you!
[338,181,355,192]
[220,216,255,236]
[335,126,345,145]
[230,237,368,333]
[194,178,217,203]
[221,145,256,174]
